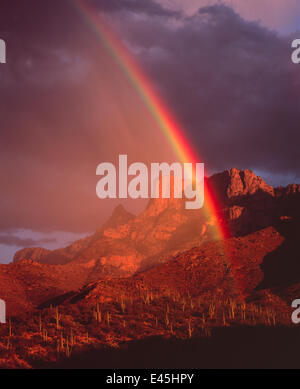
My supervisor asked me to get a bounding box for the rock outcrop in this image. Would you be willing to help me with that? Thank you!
[11,168,300,282]
[209,168,274,205]
[13,247,51,264]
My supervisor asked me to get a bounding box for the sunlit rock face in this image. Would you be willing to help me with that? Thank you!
[12,168,300,283]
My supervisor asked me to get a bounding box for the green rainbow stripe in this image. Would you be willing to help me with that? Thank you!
[71,0,229,241]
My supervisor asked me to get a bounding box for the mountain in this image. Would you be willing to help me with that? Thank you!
[12,168,300,277]
[40,226,286,307]
[13,247,51,263]
[0,224,295,369]
[210,168,274,202]
[0,168,300,368]
[13,204,134,265]
[210,168,300,236]
[102,204,135,229]
[13,187,218,278]
[3,167,299,316]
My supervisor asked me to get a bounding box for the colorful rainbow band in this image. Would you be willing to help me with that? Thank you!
[72,0,229,241]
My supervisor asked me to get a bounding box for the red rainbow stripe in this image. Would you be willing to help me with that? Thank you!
[72,0,230,242]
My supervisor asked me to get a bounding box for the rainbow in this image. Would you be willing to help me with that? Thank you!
[71,0,229,241]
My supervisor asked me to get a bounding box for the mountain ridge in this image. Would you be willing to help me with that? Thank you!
[13,167,300,271]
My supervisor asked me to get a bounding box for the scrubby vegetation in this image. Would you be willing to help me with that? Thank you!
[0,287,291,368]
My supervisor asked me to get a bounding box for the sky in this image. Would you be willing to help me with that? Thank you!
[160,0,300,34]
[0,0,300,262]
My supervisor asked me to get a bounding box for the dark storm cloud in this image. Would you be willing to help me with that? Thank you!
[0,0,102,232]
[89,0,179,17]
[0,0,92,91]
[0,0,173,233]
[0,0,299,233]
[99,3,300,182]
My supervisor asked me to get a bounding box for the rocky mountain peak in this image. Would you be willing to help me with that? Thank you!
[13,247,51,264]
[209,168,274,205]
[102,204,135,229]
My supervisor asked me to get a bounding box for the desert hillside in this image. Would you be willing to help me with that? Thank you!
[0,168,299,368]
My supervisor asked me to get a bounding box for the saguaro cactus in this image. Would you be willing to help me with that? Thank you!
[55,307,61,329]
